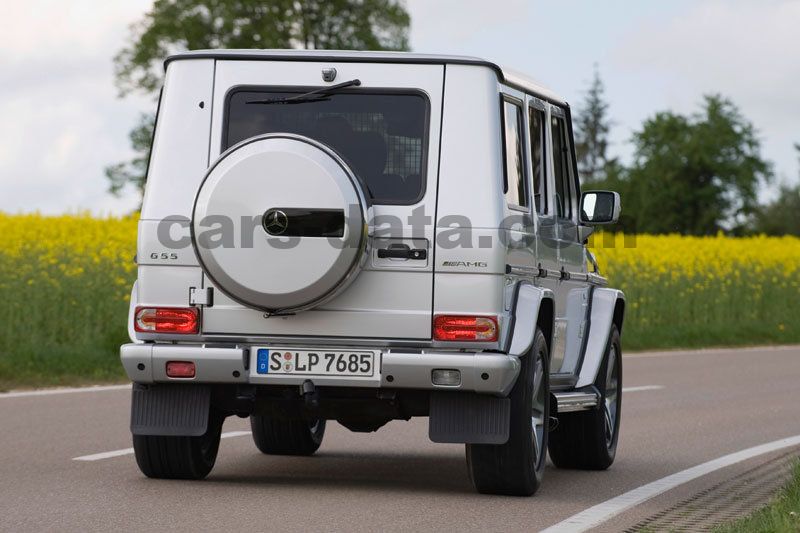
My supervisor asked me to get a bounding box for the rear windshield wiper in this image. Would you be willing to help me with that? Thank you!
[246,79,362,105]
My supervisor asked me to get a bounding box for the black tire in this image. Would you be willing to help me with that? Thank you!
[250,416,325,456]
[466,327,550,496]
[132,411,224,480]
[549,325,622,470]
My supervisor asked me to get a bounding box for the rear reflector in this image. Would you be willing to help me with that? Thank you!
[134,307,199,334]
[165,361,196,378]
[433,315,498,342]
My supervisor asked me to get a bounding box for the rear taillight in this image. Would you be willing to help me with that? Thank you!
[134,307,199,334]
[165,361,196,378]
[433,315,498,342]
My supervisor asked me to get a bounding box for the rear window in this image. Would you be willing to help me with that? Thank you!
[551,115,572,219]
[224,89,429,205]
[502,99,527,209]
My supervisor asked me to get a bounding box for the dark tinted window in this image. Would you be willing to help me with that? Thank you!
[551,115,572,219]
[503,100,527,208]
[225,90,428,204]
[529,107,547,214]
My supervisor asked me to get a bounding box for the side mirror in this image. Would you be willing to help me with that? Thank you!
[580,191,621,225]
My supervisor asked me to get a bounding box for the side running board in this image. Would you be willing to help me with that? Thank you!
[554,391,599,413]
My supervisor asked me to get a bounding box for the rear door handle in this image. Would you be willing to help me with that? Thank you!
[377,246,427,260]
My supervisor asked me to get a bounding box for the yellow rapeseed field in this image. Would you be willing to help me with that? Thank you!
[0,214,798,386]
[0,213,137,387]
[589,233,800,349]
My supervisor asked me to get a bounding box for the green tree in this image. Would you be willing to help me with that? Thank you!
[621,95,772,235]
[105,113,155,199]
[753,144,800,235]
[107,0,411,200]
[574,64,613,184]
[753,184,800,235]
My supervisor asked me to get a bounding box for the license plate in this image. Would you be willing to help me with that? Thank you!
[254,348,377,377]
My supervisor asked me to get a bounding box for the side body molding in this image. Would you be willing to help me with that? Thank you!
[507,283,555,357]
[576,288,625,388]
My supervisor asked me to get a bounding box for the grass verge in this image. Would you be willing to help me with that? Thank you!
[0,350,128,392]
[591,233,800,351]
[0,213,135,391]
[715,461,800,532]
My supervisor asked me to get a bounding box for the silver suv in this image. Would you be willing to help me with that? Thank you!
[121,50,625,496]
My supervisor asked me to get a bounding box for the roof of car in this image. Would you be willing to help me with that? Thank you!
[165,49,567,106]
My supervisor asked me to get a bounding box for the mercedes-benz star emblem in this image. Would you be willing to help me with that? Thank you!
[263,209,289,236]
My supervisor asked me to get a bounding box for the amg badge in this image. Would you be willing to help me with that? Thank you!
[442,261,488,268]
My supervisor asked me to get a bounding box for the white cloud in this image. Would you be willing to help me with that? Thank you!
[406,0,532,55]
[0,0,152,215]
[611,0,800,184]
[0,1,148,60]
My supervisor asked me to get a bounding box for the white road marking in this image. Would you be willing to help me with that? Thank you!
[622,385,663,393]
[73,447,136,462]
[0,384,131,399]
[541,434,800,533]
[72,431,252,462]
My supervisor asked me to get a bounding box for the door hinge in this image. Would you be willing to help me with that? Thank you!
[189,287,214,307]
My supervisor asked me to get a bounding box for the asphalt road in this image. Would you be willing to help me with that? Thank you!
[1,345,799,532]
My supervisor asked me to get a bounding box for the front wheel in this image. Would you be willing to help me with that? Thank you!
[549,325,622,470]
[466,327,550,496]
[250,416,326,456]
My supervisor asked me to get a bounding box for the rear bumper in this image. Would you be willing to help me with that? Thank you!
[120,343,521,396]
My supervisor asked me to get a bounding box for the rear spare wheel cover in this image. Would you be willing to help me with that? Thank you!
[192,134,370,312]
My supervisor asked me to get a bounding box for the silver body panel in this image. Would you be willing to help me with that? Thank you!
[576,288,626,388]
[129,51,624,397]
[137,58,444,342]
[507,284,554,356]
[121,343,520,396]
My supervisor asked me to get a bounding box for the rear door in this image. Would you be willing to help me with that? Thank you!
[200,60,443,342]
[548,106,590,375]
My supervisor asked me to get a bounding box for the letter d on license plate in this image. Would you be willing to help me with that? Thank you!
[255,348,376,377]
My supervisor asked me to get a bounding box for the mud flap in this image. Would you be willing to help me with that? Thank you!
[428,392,510,444]
[130,383,211,436]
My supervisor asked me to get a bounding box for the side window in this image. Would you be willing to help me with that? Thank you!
[529,106,547,215]
[502,99,528,208]
[550,115,572,219]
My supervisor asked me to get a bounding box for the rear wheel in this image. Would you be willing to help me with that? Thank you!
[133,411,224,480]
[466,327,550,496]
[250,416,326,456]
[549,325,622,470]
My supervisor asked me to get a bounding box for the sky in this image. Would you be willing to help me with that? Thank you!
[1,0,798,215]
